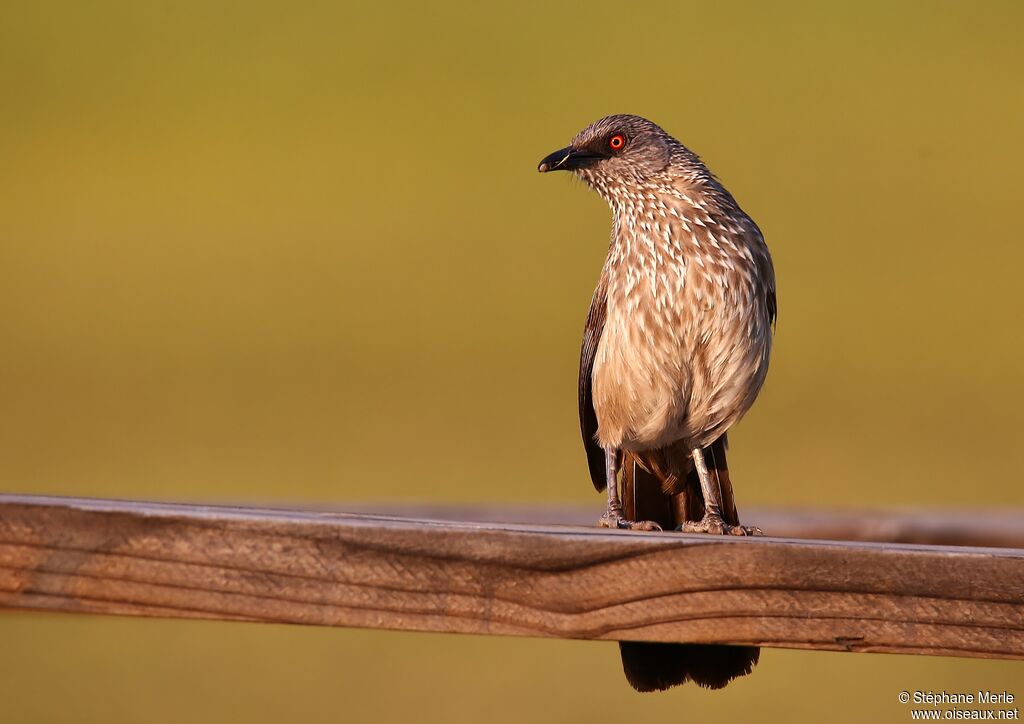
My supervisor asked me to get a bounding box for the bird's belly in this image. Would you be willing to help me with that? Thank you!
[592,304,770,451]
[591,311,688,450]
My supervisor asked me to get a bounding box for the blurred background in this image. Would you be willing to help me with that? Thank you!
[1,1,1022,721]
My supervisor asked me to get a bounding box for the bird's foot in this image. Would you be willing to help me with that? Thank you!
[678,513,762,536]
[599,512,663,531]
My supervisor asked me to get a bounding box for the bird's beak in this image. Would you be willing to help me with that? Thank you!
[537,146,602,173]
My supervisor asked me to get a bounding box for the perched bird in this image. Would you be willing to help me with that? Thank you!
[538,115,776,691]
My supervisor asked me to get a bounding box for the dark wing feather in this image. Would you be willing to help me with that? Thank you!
[579,272,608,491]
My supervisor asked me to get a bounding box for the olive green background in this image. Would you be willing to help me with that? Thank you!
[1,1,1022,722]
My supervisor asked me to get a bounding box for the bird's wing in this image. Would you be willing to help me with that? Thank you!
[756,226,777,330]
[579,272,609,491]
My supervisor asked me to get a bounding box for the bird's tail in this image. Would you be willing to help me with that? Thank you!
[618,436,760,691]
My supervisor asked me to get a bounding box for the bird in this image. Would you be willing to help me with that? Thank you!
[538,115,776,691]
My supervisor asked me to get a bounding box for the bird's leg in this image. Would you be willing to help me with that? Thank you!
[598,449,662,531]
[680,447,759,536]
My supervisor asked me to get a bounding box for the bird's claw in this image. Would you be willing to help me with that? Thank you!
[678,514,762,536]
[599,513,663,531]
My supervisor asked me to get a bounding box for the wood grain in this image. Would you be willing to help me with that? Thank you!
[2,494,1024,660]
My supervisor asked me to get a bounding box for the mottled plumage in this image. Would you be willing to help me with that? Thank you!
[540,114,776,691]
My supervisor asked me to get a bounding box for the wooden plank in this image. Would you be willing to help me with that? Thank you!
[336,502,1024,549]
[1,494,1023,660]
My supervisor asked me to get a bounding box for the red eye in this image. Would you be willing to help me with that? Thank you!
[609,134,625,150]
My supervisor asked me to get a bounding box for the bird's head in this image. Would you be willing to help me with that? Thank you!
[537,115,678,191]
